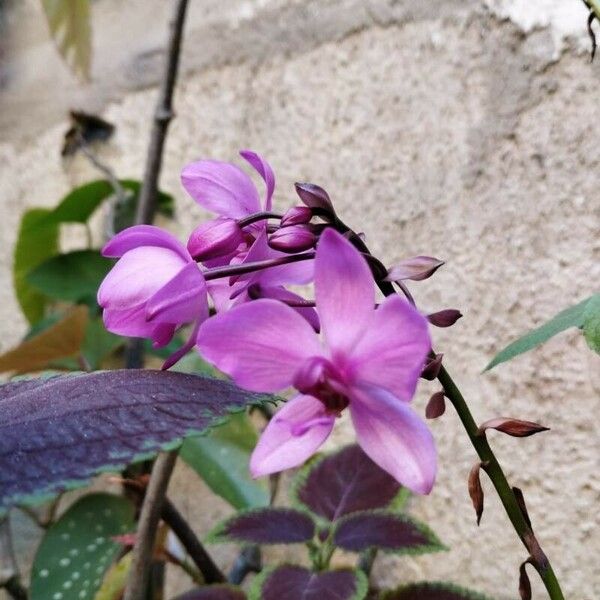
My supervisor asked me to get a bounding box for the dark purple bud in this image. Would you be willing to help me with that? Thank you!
[386,256,445,282]
[280,206,312,227]
[294,182,335,216]
[187,217,244,261]
[519,560,533,600]
[421,353,443,380]
[425,391,446,419]
[427,309,463,328]
[477,418,550,438]
[468,462,484,526]
[269,225,317,253]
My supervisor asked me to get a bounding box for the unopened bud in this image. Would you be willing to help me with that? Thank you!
[294,182,335,216]
[426,391,446,419]
[477,418,549,438]
[281,205,312,227]
[421,353,443,380]
[269,225,317,253]
[428,309,462,328]
[386,256,445,282]
[468,462,485,526]
[187,217,244,261]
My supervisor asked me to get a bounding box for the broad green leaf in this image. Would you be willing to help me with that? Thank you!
[46,180,114,225]
[94,552,132,600]
[14,208,60,323]
[583,294,600,354]
[0,306,87,374]
[0,370,273,514]
[485,296,593,370]
[41,0,91,80]
[30,493,135,600]
[180,412,270,509]
[113,180,175,233]
[27,250,112,304]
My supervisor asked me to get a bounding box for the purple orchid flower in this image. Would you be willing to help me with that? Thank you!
[196,228,436,494]
[181,150,275,264]
[98,225,208,368]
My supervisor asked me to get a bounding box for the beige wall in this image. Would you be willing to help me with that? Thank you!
[1,1,599,598]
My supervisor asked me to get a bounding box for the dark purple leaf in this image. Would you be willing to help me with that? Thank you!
[333,510,444,554]
[381,582,492,600]
[209,508,315,545]
[255,565,367,600]
[292,444,401,520]
[172,585,246,600]
[0,369,272,514]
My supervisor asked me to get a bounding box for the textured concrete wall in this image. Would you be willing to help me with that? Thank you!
[1,1,599,598]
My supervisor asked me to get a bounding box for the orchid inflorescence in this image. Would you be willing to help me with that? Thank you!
[97,150,455,495]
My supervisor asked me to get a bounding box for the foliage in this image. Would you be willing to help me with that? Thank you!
[485,294,599,369]
[41,0,92,80]
[0,370,273,514]
[30,493,135,600]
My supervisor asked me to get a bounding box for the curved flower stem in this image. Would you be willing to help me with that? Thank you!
[237,211,283,228]
[203,252,315,280]
[333,219,565,600]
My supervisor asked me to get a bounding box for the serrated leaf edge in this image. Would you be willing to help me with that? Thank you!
[248,565,368,600]
[332,509,447,556]
[206,507,316,545]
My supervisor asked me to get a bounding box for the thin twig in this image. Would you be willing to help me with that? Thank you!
[124,450,179,600]
[0,519,28,600]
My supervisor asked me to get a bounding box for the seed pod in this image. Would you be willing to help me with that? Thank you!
[425,391,446,419]
[478,418,550,438]
[427,309,463,327]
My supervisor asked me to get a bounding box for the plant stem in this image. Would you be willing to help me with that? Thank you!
[334,219,565,599]
[124,450,179,600]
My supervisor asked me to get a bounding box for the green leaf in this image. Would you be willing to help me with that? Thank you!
[30,493,135,600]
[113,180,175,233]
[13,209,60,323]
[27,250,113,304]
[0,306,88,374]
[180,412,270,510]
[47,180,114,225]
[484,296,594,370]
[583,294,600,354]
[41,0,91,80]
[82,318,124,370]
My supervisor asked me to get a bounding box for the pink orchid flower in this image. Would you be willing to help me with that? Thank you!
[98,225,208,368]
[181,150,275,265]
[197,228,436,494]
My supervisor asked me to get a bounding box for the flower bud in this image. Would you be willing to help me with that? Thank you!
[477,417,549,437]
[386,256,445,282]
[427,309,462,327]
[280,205,313,227]
[425,391,446,419]
[187,217,244,261]
[268,225,317,253]
[421,353,443,380]
[294,182,335,217]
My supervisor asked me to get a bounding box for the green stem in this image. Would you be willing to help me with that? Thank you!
[437,366,564,599]
[333,218,565,599]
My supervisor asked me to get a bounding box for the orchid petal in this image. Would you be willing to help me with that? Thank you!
[260,286,319,331]
[240,150,275,211]
[146,262,208,325]
[181,159,261,218]
[315,229,374,353]
[102,225,190,261]
[196,299,322,392]
[151,323,177,348]
[250,394,334,477]
[349,384,437,495]
[103,304,156,338]
[352,295,431,401]
[97,246,187,309]
[162,319,202,370]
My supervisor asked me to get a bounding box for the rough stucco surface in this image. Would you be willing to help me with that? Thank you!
[1,0,599,599]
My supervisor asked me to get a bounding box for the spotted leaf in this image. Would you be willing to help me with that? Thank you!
[30,493,134,600]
